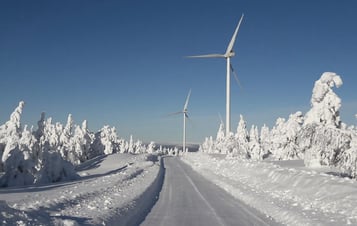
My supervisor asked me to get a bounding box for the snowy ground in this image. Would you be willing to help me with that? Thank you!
[0,153,163,226]
[182,152,357,226]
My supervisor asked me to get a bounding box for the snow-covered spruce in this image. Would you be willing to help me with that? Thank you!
[0,102,156,187]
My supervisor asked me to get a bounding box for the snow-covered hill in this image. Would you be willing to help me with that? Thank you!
[0,153,163,225]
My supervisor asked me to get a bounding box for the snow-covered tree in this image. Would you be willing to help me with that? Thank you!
[304,72,343,128]
[260,124,271,157]
[300,124,351,167]
[249,125,263,160]
[234,115,249,155]
[147,141,156,154]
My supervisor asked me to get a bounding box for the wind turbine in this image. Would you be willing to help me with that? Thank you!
[188,14,244,136]
[168,89,191,153]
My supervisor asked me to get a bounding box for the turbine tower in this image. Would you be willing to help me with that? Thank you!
[182,89,191,153]
[188,14,244,136]
[168,89,191,153]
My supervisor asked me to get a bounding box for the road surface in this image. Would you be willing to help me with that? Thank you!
[141,156,280,226]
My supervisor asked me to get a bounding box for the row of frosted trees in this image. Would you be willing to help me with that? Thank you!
[0,102,155,187]
[201,72,357,178]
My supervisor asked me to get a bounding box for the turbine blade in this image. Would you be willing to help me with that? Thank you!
[225,14,244,56]
[230,64,243,90]
[183,89,191,111]
[186,54,225,58]
[165,111,183,117]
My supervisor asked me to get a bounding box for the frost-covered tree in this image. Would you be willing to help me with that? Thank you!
[338,130,357,177]
[216,123,225,142]
[269,112,304,160]
[249,125,263,160]
[91,125,119,155]
[301,73,351,167]
[234,115,249,155]
[147,141,156,154]
[1,101,25,163]
[304,72,343,128]
[299,124,351,167]
[260,124,271,157]
[35,150,79,184]
[71,120,94,164]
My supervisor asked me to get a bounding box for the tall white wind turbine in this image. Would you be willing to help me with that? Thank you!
[168,89,191,153]
[188,14,244,136]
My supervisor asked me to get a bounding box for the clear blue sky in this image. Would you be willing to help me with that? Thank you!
[1,0,357,144]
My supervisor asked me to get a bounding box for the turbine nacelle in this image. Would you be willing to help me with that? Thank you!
[225,51,235,58]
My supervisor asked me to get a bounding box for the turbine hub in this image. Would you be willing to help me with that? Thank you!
[228,51,235,57]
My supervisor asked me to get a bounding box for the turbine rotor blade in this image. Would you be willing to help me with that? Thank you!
[225,13,244,56]
[183,89,191,111]
[186,54,225,58]
[230,64,243,90]
[166,111,183,117]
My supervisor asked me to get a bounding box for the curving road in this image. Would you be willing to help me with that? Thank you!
[141,157,281,226]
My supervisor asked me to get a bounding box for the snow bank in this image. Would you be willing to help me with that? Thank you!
[182,152,357,226]
[0,153,164,225]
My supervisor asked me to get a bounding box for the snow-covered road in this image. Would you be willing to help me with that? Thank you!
[141,157,280,226]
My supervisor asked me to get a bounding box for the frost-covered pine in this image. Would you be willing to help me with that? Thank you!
[260,124,271,157]
[300,124,351,167]
[216,123,225,142]
[91,125,119,155]
[249,125,263,160]
[147,141,156,154]
[0,125,37,187]
[1,101,25,163]
[128,135,134,153]
[35,150,79,184]
[200,136,215,153]
[280,112,304,160]
[304,72,343,128]
[35,112,46,140]
[234,115,249,155]
[71,120,94,164]
[59,114,74,161]
[338,131,357,178]
[269,117,286,158]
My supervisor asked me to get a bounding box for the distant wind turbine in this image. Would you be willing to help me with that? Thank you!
[168,89,191,153]
[188,14,244,136]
